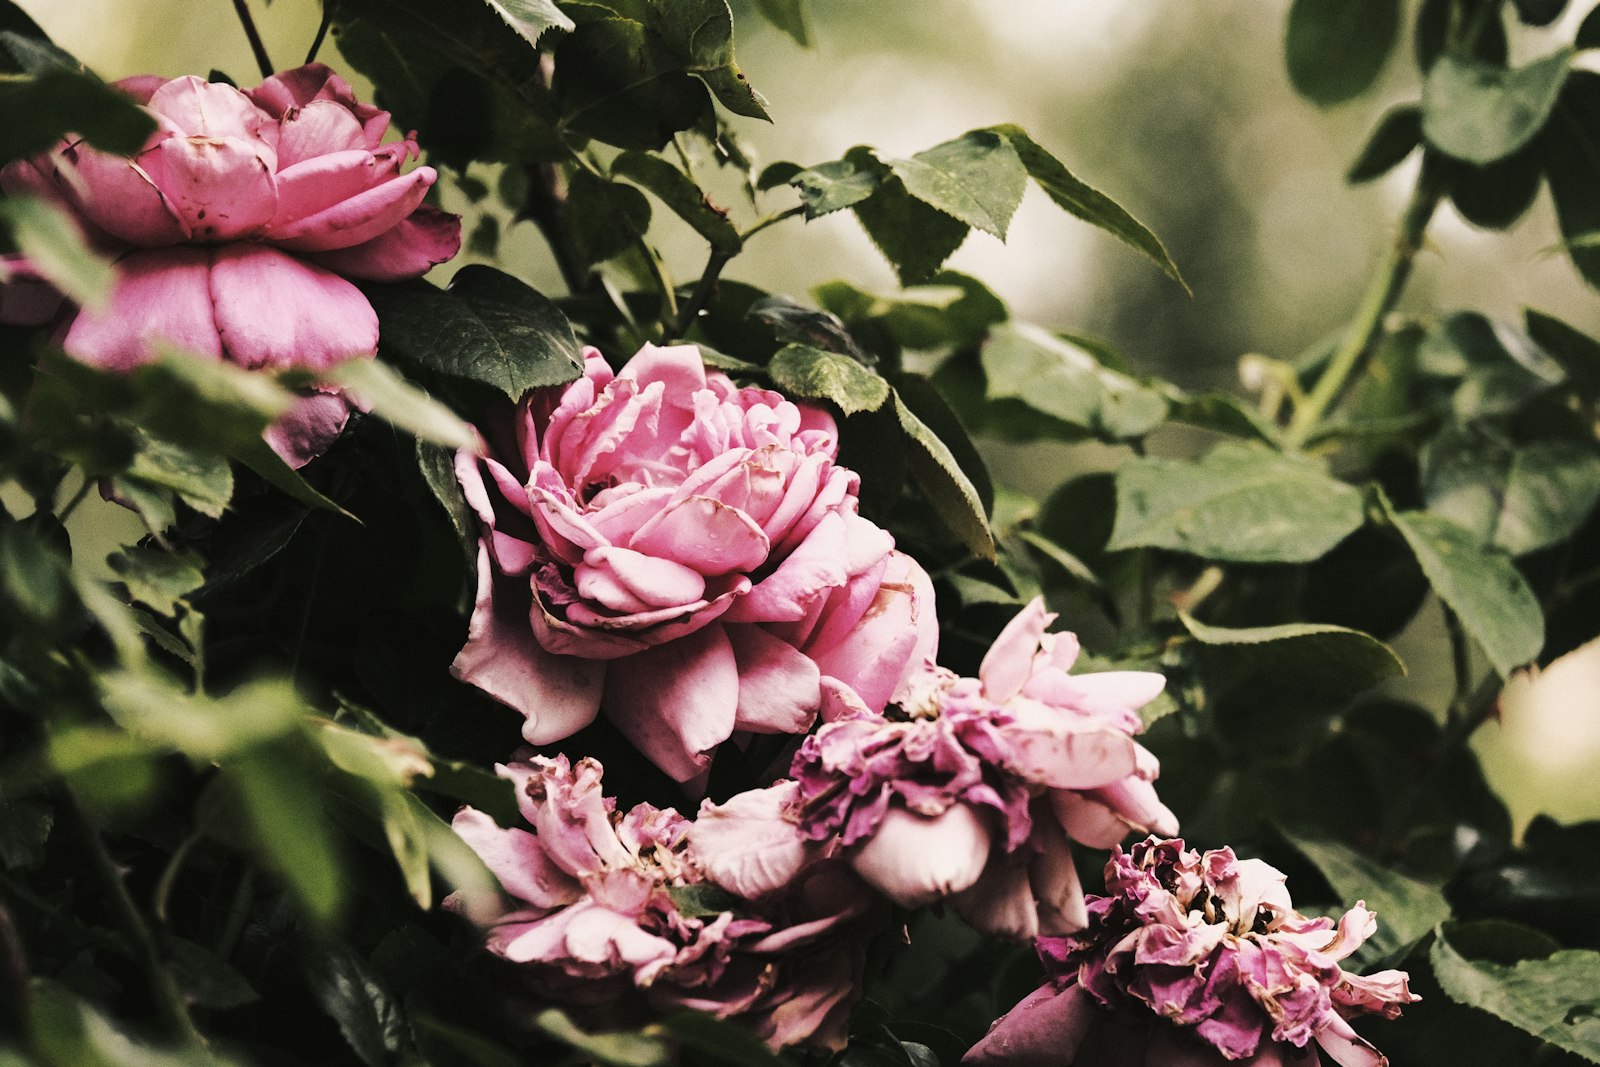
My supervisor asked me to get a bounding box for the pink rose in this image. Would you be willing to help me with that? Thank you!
[448,754,879,1051]
[688,598,1176,940]
[966,837,1418,1067]
[0,64,461,465]
[452,342,937,781]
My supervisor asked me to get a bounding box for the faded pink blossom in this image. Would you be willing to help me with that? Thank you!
[965,837,1418,1067]
[688,598,1175,938]
[0,63,460,466]
[448,753,878,1051]
[452,342,937,781]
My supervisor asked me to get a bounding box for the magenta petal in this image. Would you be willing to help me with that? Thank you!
[851,805,992,907]
[687,782,820,898]
[451,543,604,745]
[308,204,461,282]
[0,255,65,326]
[604,625,739,781]
[1028,816,1088,935]
[61,146,188,246]
[963,984,1099,1067]
[62,247,220,368]
[142,134,276,241]
[209,244,378,369]
[263,391,349,468]
[575,545,707,613]
[953,851,1039,941]
[269,166,436,252]
[727,624,822,735]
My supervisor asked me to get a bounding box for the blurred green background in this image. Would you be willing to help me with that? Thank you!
[17,0,1600,831]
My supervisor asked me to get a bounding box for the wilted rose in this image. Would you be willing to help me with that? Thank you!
[448,753,878,1050]
[965,837,1418,1067]
[0,63,460,465]
[688,597,1176,940]
[452,342,937,781]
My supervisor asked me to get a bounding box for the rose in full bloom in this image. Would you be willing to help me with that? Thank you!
[687,598,1176,939]
[452,342,937,781]
[965,837,1418,1067]
[448,753,879,1050]
[0,63,460,465]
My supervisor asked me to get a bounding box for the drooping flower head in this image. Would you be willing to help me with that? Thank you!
[453,343,937,781]
[966,837,1418,1067]
[448,754,878,1050]
[0,63,461,464]
[688,598,1175,940]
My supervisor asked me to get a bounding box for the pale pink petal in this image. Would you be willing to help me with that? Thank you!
[112,75,165,105]
[953,851,1038,941]
[451,543,604,745]
[604,625,739,781]
[450,807,581,911]
[727,625,822,735]
[725,510,851,624]
[209,244,377,370]
[1029,815,1088,935]
[980,597,1054,704]
[139,134,276,241]
[275,98,368,167]
[146,75,276,145]
[263,391,349,468]
[1001,708,1140,791]
[1313,1014,1387,1067]
[1061,670,1168,714]
[688,782,821,898]
[851,804,992,908]
[574,545,706,613]
[964,984,1098,1067]
[268,166,436,252]
[808,570,922,714]
[62,246,220,368]
[1048,789,1138,850]
[307,204,461,282]
[628,494,770,577]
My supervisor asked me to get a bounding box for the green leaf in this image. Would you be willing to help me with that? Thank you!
[120,433,234,522]
[886,130,1027,239]
[650,1013,791,1067]
[229,739,344,924]
[0,797,51,869]
[1416,0,1509,72]
[1582,2,1600,47]
[1181,614,1406,710]
[29,982,237,1066]
[982,323,1168,442]
[1109,443,1364,562]
[987,124,1187,290]
[666,882,739,919]
[0,70,156,163]
[1279,829,1449,961]
[1541,72,1600,289]
[1513,0,1567,26]
[1285,0,1401,106]
[853,175,970,286]
[652,0,770,121]
[611,151,742,254]
[766,344,889,415]
[567,168,652,268]
[482,0,574,45]
[1423,48,1572,165]
[306,943,407,1067]
[749,0,810,46]
[1161,389,1280,444]
[791,146,887,218]
[1447,141,1542,229]
[168,937,260,1010]
[365,266,584,399]
[323,359,478,451]
[535,1009,671,1067]
[554,16,712,151]
[98,672,301,760]
[895,372,994,517]
[106,546,204,617]
[1348,104,1422,183]
[1421,427,1600,556]
[0,197,112,310]
[1525,309,1600,400]
[1432,930,1600,1062]
[1379,493,1544,677]
[893,388,993,559]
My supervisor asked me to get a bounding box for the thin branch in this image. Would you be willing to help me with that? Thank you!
[305,2,336,65]
[231,0,276,80]
[668,249,732,339]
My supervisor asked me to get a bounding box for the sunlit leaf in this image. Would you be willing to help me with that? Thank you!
[1433,929,1600,1063]
[1423,48,1571,165]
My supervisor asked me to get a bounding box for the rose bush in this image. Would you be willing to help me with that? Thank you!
[687,598,1176,938]
[966,837,1418,1067]
[0,62,460,464]
[453,342,937,781]
[449,753,878,1050]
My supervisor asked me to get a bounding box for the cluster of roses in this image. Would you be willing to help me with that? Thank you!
[1,64,1418,1067]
